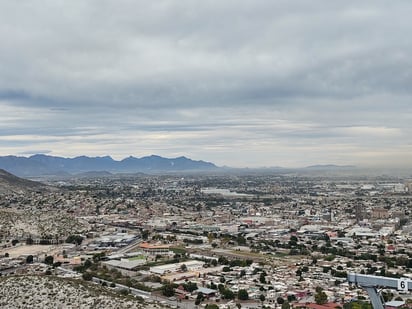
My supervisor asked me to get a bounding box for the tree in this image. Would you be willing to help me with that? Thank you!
[4,252,9,258]
[65,235,84,246]
[26,255,34,264]
[381,290,393,302]
[44,255,54,265]
[218,284,225,293]
[282,301,291,309]
[218,256,228,265]
[82,272,92,281]
[11,239,19,246]
[180,263,188,272]
[183,281,198,293]
[141,230,150,240]
[162,283,175,297]
[277,297,285,304]
[289,235,298,247]
[84,259,92,269]
[208,233,215,243]
[315,287,328,305]
[259,272,266,284]
[238,289,249,300]
[52,261,62,268]
[259,294,266,306]
[92,252,105,263]
[221,288,235,300]
[236,235,247,245]
[196,292,205,304]
[205,305,219,309]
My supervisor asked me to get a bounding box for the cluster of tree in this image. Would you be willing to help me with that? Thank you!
[218,284,235,300]
[276,297,291,309]
[354,253,378,262]
[378,255,412,269]
[238,289,249,300]
[182,281,198,293]
[65,234,84,246]
[152,233,178,242]
[162,283,176,297]
[204,304,219,309]
[74,258,95,273]
[44,255,61,268]
[162,281,199,297]
[205,232,248,247]
[343,300,372,309]
[82,272,93,281]
[98,269,152,292]
[183,238,204,245]
[217,256,252,267]
[319,265,348,278]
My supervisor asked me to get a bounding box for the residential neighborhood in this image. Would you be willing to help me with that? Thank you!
[1,172,412,308]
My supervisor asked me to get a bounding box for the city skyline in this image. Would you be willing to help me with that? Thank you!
[1,1,412,168]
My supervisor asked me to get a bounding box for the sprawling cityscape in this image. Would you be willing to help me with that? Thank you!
[2,1,412,308]
[1,168,411,308]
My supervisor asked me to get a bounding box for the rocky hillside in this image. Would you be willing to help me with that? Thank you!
[0,169,47,194]
[0,275,160,309]
[0,209,89,240]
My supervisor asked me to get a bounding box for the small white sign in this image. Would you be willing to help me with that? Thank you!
[398,278,409,292]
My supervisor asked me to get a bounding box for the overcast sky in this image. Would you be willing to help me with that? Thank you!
[1,0,411,168]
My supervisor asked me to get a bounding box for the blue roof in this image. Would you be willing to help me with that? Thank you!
[385,301,405,307]
[196,287,217,294]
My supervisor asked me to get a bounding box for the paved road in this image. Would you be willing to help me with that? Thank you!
[115,238,142,254]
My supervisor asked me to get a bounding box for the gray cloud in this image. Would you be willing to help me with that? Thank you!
[0,0,411,167]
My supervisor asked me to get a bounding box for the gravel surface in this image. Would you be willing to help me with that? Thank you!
[0,275,163,309]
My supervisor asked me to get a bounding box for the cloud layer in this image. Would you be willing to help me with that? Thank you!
[1,0,411,167]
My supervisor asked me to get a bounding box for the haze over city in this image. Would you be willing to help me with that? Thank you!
[1,1,411,168]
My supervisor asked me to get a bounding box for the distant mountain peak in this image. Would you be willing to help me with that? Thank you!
[305,164,356,169]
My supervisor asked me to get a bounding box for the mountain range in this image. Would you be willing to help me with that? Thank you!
[0,154,218,176]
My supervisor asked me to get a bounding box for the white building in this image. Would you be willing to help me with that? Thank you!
[150,260,205,275]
